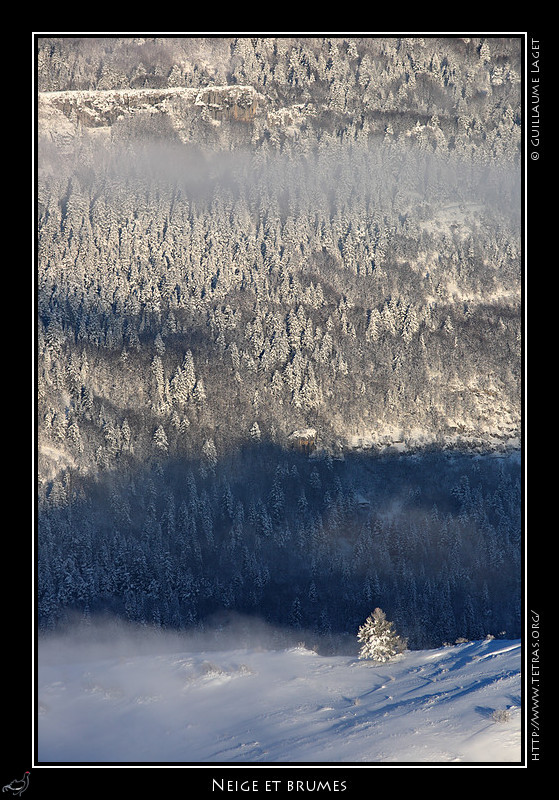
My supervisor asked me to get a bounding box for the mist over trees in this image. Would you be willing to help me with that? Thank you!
[36,36,522,651]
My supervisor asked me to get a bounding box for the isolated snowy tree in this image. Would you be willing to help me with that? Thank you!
[153,425,169,453]
[202,438,218,470]
[357,608,407,662]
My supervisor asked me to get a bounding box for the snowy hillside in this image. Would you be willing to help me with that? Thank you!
[34,38,524,776]
[37,625,522,764]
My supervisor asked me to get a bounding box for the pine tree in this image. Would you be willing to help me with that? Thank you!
[357,607,407,662]
[153,425,169,453]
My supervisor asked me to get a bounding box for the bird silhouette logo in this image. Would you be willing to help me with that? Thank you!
[2,773,30,796]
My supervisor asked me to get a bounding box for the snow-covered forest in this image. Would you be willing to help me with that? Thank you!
[36,36,522,656]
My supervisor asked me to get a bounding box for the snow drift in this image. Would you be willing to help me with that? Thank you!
[37,623,521,764]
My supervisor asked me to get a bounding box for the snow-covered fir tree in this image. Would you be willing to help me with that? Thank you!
[357,608,407,662]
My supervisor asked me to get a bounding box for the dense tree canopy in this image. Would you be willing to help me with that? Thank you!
[36,36,522,651]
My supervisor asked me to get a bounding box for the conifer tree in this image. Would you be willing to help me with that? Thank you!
[357,607,407,662]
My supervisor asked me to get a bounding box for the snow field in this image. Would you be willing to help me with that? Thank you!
[37,634,521,764]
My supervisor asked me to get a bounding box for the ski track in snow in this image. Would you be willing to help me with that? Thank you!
[37,636,522,764]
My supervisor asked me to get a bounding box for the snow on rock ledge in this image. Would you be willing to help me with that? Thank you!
[38,85,265,134]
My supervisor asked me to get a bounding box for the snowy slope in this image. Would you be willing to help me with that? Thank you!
[37,628,522,764]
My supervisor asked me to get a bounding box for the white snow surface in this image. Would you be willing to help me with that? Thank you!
[37,624,522,765]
